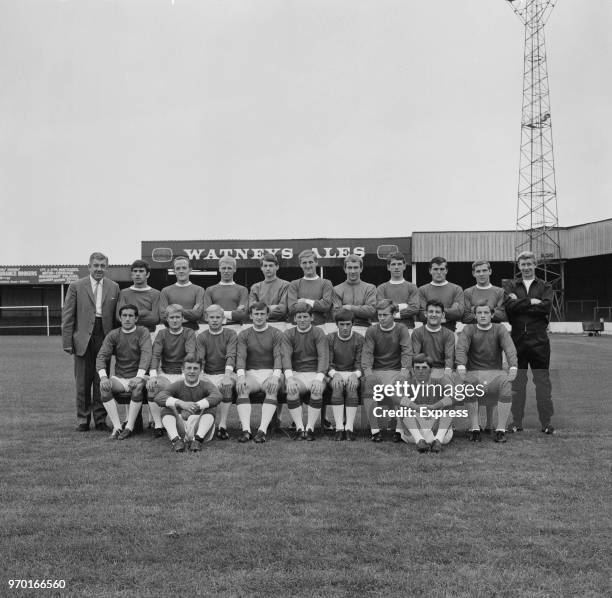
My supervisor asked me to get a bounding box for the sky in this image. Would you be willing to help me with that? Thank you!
[0,0,610,265]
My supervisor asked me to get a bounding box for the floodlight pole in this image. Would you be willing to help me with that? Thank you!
[506,0,564,320]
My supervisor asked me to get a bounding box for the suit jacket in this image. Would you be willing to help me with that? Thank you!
[61,276,119,356]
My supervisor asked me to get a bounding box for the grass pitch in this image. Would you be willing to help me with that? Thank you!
[1,335,611,597]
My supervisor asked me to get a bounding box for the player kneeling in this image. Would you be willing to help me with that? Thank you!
[456,302,518,444]
[235,302,285,443]
[155,355,223,452]
[97,304,152,440]
[398,354,455,454]
[327,309,364,441]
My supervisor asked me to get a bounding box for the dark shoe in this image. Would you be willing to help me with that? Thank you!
[542,425,555,435]
[392,431,402,443]
[238,430,253,443]
[293,429,306,441]
[305,429,316,441]
[508,423,523,433]
[153,427,165,438]
[77,423,90,432]
[334,430,345,441]
[323,418,334,431]
[370,431,383,443]
[216,427,229,440]
[108,428,122,440]
[94,422,111,432]
[416,439,429,453]
[345,430,356,441]
[253,430,267,444]
[190,438,203,452]
[118,427,133,440]
[171,436,185,453]
[469,430,482,442]
[430,439,442,453]
[494,430,507,443]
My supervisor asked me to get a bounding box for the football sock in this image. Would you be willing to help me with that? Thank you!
[103,399,122,430]
[306,406,321,431]
[345,406,357,431]
[434,416,453,442]
[402,416,423,443]
[497,401,511,431]
[196,414,214,439]
[147,401,163,428]
[467,402,480,431]
[370,428,380,435]
[162,415,178,440]
[236,403,251,432]
[288,406,304,431]
[486,404,496,429]
[259,403,277,433]
[125,400,142,431]
[218,402,231,429]
[331,405,345,430]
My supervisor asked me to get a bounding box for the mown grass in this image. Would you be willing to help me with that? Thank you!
[1,335,610,597]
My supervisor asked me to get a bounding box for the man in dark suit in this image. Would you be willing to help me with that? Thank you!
[62,252,119,431]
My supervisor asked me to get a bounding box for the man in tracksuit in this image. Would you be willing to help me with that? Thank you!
[504,251,555,434]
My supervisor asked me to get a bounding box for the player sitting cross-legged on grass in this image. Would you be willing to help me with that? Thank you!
[283,303,330,441]
[154,355,222,452]
[146,304,197,437]
[195,304,237,440]
[456,302,518,443]
[96,304,152,440]
[398,353,456,454]
[235,301,285,444]
[327,308,364,441]
[362,299,412,442]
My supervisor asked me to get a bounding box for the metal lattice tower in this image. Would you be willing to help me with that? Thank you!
[506,0,564,320]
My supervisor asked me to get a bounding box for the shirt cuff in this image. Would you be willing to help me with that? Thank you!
[328,369,337,378]
[353,370,362,379]
[149,369,158,378]
[166,397,178,408]
[136,369,146,378]
[284,369,294,379]
[272,369,281,378]
[225,366,234,373]
[394,313,401,319]
[197,399,210,411]
[457,365,466,371]
[305,299,315,307]
[315,373,324,382]
[98,369,108,379]
[237,369,245,377]
[223,310,232,320]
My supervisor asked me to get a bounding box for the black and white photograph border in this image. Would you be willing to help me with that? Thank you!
[1,2,611,597]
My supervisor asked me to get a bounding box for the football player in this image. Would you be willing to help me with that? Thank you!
[249,253,290,331]
[327,308,364,441]
[196,304,237,440]
[203,256,248,332]
[116,260,161,336]
[283,303,330,440]
[362,300,412,442]
[154,355,222,452]
[159,256,205,331]
[376,252,420,328]
[235,302,285,443]
[418,257,464,331]
[96,304,152,439]
[147,304,197,437]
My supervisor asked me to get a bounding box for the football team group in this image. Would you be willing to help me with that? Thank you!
[61,249,555,454]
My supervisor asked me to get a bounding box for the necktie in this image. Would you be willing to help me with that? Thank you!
[94,281,101,316]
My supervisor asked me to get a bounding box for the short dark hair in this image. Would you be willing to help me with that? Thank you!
[334,308,355,323]
[260,253,279,266]
[131,259,150,273]
[474,300,491,313]
[430,257,447,267]
[119,303,139,317]
[386,252,406,265]
[249,301,270,314]
[413,353,433,367]
[425,300,445,313]
[183,353,201,366]
[293,302,313,315]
